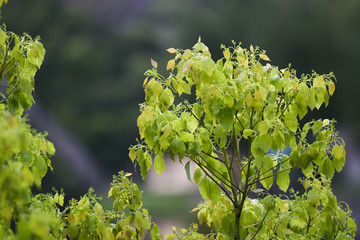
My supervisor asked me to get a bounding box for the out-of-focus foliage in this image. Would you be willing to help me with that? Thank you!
[0,3,160,239]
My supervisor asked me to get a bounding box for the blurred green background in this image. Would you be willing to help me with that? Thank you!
[2,0,360,236]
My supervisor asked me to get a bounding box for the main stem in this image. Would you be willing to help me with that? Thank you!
[223,148,241,240]
[234,109,255,240]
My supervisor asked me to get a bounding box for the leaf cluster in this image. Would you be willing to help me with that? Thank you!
[129,39,356,239]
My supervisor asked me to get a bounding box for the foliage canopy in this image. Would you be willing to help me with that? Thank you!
[130,37,357,239]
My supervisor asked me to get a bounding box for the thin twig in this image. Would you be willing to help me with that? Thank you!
[250,210,269,240]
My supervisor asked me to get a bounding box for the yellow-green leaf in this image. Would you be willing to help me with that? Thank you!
[260,54,270,61]
[245,93,253,107]
[223,48,230,60]
[129,148,137,162]
[258,121,269,135]
[276,169,290,192]
[328,81,335,96]
[166,48,176,53]
[166,59,175,71]
[154,154,165,175]
[313,76,324,88]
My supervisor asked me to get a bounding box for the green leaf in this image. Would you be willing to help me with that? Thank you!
[129,148,137,162]
[182,112,198,133]
[34,155,48,179]
[19,79,32,95]
[217,108,234,132]
[243,129,253,139]
[185,161,191,182]
[194,168,202,184]
[214,124,227,148]
[199,177,208,200]
[46,141,56,155]
[193,42,209,52]
[149,80,163,97]
[154,154,165,176]
[258,134,272,153]
[159,134,170,150]
[27,41,45,68]
[201,57,215,76]
[158,88,174,111]
[199,129,212,154]
[348,217,357,237]
[223,95,234,108]
[199,177,221,203]
[179,131,195,143]
[170,137,186,160]
[188,142,201,160]
[276,169,290,192]
[137,150,152,179]
[332,144,346,172]
[21,151,33,166]
[328,81,335,96]
[312,120,323,135]
[320,157,334,179]
[0,28,7,45]
[134,211,143,230]
[260,170,273,190]
[258,121,269,135]
[284,111,298,133]
[308,87,317,110]
[151,224,162,240]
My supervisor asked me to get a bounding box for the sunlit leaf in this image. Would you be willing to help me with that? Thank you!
[328,81,335,96]
[151,58,158,68]
[166,59,175,71]
[154,154,165,176]
[166,48,176,53]
[313,76,324,88]
[223,48,230,60]
[276,169,290,192]
[129,148,136,162]
[260,54,270,61]
[332,144,346,172]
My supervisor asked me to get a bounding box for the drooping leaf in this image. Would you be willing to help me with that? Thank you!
[185,161,191,182]
[194,168,202,185]
[276,169,290,192]
[332,144,346,172]
[154,154,165,176]
[328,81,335,96]
[320,157,334,179]
[129,148,137,162]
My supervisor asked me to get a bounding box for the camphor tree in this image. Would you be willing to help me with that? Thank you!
[130,37,357,239]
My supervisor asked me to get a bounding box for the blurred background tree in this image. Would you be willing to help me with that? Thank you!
[2,0,360,236]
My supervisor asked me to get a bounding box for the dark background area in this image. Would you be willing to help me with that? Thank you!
[2,0,359,236]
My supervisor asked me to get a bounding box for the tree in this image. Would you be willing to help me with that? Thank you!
[130,38,357,239]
